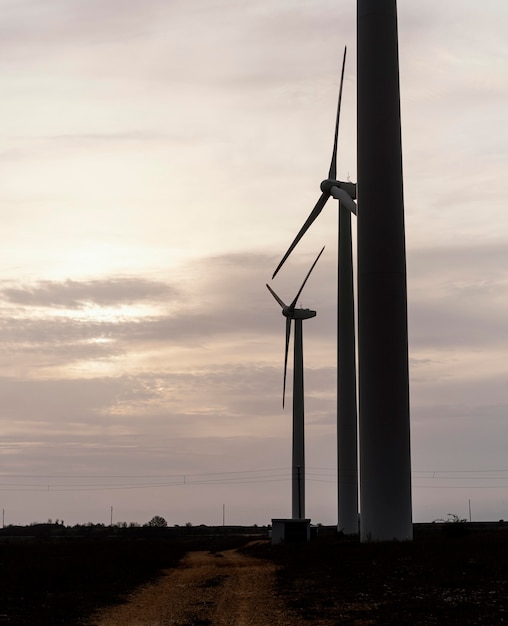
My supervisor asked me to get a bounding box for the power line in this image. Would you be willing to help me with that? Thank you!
[1,466,507,493]
[414,485,508,490]
[0,467,292,479]
[2,467,508,479]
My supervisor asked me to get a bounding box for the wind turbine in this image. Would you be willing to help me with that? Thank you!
[272,47,359,534]
[267,246,324,520]
[356,0,412,541]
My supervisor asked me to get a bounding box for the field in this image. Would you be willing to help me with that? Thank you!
[0,523,507,624]
[256,523,508,624]
[0,525,257,625]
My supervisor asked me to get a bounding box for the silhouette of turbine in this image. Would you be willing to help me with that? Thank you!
[267,246,324,520]
[357,0,412,541]
[271,47,359,534]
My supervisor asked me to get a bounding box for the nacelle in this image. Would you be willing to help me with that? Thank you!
[320,179,357,199]
[283,308,317,320]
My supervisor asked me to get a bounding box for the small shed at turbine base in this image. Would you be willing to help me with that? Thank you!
[271,518,311,544]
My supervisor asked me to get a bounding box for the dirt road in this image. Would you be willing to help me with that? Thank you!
[88,545,312,626]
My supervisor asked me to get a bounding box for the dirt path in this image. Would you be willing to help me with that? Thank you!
[87,545,312,626]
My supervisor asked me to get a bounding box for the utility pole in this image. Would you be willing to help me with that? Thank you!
[357,0,413,541]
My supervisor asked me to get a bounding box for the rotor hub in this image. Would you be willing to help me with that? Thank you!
[320,179,357,199]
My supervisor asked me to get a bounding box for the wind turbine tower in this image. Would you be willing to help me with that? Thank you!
[357,0,413,541]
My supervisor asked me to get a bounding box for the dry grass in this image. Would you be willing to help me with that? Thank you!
[1,524,507,624]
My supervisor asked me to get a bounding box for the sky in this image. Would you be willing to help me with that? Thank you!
[1,0,507,528]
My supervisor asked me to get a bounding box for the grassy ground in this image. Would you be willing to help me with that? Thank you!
[1,524,507,624]
[0,529,261,625]
[245,524,508,625]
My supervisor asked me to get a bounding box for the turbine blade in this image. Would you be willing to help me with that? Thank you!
[289,246,325,310]
[266,283,287,309]
[272,192,329,279]
[328,46,347,180]
[283,317,291,409]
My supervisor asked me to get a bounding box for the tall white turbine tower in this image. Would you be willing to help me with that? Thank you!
[267,247,324,519]
[272,48,359,534]
[357,0,412,541]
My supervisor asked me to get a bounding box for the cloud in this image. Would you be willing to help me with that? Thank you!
[0,363,292,474]
[0,277,177,309]
[408,242,508,350]
[0,0,507,526]
[1,0,166,54]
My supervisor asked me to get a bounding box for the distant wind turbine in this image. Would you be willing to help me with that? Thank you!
[271,47,359,534]
[267,246,324,520]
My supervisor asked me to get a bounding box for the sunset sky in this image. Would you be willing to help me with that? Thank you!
[1,0,507,527]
